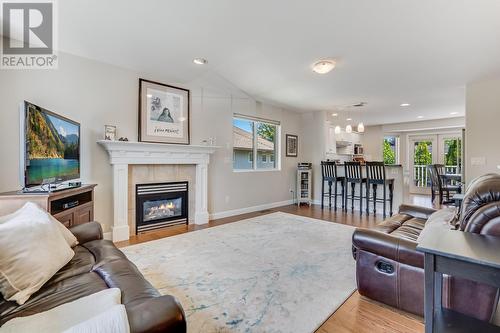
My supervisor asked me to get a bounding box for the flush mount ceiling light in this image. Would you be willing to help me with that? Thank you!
[331,113,338,117]
[193,58,208,65]
[450,112,459,115]
[400,103,411,107]
[346,118,352,121]
[417,115,424,119]
[312,59,336,74]
[345,124,352,133]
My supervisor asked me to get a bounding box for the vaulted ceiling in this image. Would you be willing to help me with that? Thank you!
[59,0,500,125]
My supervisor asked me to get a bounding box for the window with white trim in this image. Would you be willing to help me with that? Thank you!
[233,115,280,171]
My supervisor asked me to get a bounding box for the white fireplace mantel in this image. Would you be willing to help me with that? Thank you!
[97,140,218,242]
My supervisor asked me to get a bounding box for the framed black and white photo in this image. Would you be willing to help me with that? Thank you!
[139,79,190,144]
[286,134,298,157]
[104,125,116,141]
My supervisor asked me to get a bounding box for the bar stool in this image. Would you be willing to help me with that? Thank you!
[321,161,345,211]
[344,162,366,214]
[365,161,394,217]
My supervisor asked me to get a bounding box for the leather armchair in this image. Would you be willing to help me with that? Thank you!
[352,174,500,322]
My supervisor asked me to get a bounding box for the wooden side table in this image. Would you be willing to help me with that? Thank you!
[417,231,500,333]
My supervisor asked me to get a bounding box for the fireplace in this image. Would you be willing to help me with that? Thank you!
[135,182,188,233]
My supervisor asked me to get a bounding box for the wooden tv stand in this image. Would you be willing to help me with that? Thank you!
[0,184,97,228]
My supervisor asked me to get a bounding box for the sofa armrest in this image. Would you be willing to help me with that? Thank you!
[352,228,424,268]
[126,295,186,333]
[69,221,103,244]
[398,204,437,220]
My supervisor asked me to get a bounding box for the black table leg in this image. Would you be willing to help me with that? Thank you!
[424,253,435,333]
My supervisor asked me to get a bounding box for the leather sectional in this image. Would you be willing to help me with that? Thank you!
[0,221,186,333]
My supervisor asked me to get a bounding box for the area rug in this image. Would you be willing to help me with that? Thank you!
[121,212,356,333]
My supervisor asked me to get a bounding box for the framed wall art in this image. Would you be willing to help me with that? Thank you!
[286,134,298,157]
[138,78,190,144]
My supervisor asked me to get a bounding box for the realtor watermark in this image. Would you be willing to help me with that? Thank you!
[1,0,58,69]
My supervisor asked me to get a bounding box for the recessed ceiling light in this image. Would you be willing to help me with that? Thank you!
[312,59,336,74]
[346,118,352,121]
[400,103,411,107]
[331,113,338,117]
[450,112,459,115]
[193,58,207,65]
[417,115,424,119]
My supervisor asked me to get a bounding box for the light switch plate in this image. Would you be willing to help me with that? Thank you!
[471,157,486,166]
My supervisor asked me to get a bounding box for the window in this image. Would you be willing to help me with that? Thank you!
[383,136,400,165]
[233,115,280,171]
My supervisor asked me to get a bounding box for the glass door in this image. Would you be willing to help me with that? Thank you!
[438,134,462,175]
[409,136,437,194]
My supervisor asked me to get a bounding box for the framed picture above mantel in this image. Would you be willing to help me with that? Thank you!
[138,78,190,144]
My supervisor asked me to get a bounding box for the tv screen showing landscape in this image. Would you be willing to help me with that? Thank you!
[25,102,80,187]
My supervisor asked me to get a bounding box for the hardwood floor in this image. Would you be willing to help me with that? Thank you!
[116,202,428,333]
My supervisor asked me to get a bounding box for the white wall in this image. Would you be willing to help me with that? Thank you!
[466,76,500,182]
[0,52,304,231]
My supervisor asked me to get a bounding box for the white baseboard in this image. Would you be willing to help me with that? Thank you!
[209,199,295,220]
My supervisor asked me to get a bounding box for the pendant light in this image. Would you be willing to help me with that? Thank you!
[357,122,365,133]
[334,125,341,134]
[346,124,352,133]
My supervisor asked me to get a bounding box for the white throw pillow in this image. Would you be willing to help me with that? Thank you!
[0,202,78,248]
[0,288,123,333]
[0,204,75,305]
[417,207,457,243]
[63,305,130,333]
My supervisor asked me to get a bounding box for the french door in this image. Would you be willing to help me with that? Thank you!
[409,133,463,194]
[409,136,437,194]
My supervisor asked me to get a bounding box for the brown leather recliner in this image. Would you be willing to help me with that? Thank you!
[352,173,500,322]
[0,222,187,333]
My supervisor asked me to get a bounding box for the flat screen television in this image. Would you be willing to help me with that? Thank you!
[21,101,80,188]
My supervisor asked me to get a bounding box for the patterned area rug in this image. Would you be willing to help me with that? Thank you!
[122,212,356,333]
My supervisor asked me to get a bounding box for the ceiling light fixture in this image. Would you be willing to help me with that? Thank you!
[357,122,365,133]
[146,94,152,98]
[417,115,424,119]
[450,112,458,115]
[331,113,338,117]
[193,58,208,65]
[346,124,352,133]
[312,59,336,74]
[334,126,341,134]
[346,118,352,121]
[400,103,411,107]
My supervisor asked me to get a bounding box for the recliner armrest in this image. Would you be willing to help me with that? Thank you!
[398,204,437,220]
[69,221,103,244]
[126,295,186,333]
[352,228,424,268]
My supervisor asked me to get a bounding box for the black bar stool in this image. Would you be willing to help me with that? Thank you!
[344,162,366,214]
[321,161,345,211]
[365,161,394,217]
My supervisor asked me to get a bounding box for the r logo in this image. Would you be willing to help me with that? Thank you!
[2,2,53,54]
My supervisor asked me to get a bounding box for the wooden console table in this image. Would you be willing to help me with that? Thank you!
[0,184,97,228]
[417,230,500,333]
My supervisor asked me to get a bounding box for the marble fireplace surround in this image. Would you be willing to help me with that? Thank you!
[98,140,217,242]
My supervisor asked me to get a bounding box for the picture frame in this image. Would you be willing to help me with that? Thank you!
[286,134,298,157]
[104,125,117,141]
[139,78,190,144]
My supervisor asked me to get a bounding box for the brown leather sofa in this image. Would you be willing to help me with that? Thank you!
[0,221,186,333]
[352,173,500,322]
